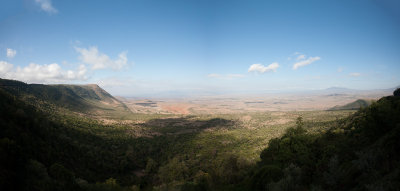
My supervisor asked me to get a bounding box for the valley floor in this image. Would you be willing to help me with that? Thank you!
[121,92,386,114]
[90,110,355,162]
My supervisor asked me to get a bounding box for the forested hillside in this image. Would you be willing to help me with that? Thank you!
[0,79,399,190]
[0,86,139,190]
[251,92,400,190]
[328,99,373,111]
[0,78,129,115]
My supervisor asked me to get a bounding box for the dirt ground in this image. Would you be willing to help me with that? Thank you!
[120,91,389,114]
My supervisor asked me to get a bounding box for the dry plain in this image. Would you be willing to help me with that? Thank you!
[120,90,389,114]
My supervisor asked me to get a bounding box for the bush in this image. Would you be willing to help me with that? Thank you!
[394,88,400,96]
[251,165,283,190]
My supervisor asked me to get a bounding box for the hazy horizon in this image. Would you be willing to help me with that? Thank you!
[1,1,400,189]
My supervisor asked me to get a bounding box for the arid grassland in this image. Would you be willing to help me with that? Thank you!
[122,93,385,114]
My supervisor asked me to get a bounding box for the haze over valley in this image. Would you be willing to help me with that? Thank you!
[1,0,400,190]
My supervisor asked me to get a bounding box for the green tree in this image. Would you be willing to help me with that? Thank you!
[158,157,189,184]
[145,158,158,174]
[394,88,400,96]
[296,116,304,129]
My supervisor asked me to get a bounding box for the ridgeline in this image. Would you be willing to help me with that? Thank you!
[0,78,130,116]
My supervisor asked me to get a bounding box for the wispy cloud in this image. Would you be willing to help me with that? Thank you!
[0,61,87,83]
[207,73,245,79]
[248,62,279,73]
[75,46,128,70]
[292,56,320,70]
[288,52,302,60]
[337,67,343,72]
[349,72,361,77]
[296,54,306,60]
[35,0,58,14]
[6,48,16,58]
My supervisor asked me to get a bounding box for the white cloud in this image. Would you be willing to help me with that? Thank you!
[349,72,361,77]
[6,48,16,58]
[35,0,58,14]
[75,46,128,70]
[0,61,14,76]
[296,54,306,60]
[207,73,245,79]
[248,62,279,73]
[292,56,320,70]
[0,61,87,83]
[337,67,343,72]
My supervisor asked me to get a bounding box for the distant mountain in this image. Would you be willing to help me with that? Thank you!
[328,99,373,110]
[0,78,130,115]
[324,86,400,93]
[319,87,360,95]
[325,86,353,91]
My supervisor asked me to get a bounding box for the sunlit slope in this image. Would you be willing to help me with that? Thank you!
[0,78,130,115]
[0,82,137,190]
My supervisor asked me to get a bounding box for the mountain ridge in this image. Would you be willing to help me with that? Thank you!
[0,78,130,115]
[328,99,373,111]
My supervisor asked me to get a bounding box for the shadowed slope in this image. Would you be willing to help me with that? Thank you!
[328,99,373,111]
[252,94,400,190]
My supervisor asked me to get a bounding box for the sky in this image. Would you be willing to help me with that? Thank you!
[0,0,400,96]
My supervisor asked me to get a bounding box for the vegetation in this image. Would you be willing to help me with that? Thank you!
[0,79,399,190]
[0,78,129,116]
[328,99,373,111]
[251,94,400,190]
[394,88,400,97]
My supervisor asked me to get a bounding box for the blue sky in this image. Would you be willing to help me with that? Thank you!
[1,0,399,96]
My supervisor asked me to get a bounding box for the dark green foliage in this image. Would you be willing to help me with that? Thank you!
[48,163,75,184]
[394,88,400,96]
[158,157,189,183]
[251,165,283,190]
[0,84,248,190]
[0,88,138,190]
[145,158,158,174]
[252,93,400,190]
[296,116,304,128]
[25,160,53,191]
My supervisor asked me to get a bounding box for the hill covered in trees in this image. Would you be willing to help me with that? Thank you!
[328,99,373,111]
[0,78,129,116]
[0,79,399,190]
[250,92,400,190]
[0,84,140,190]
